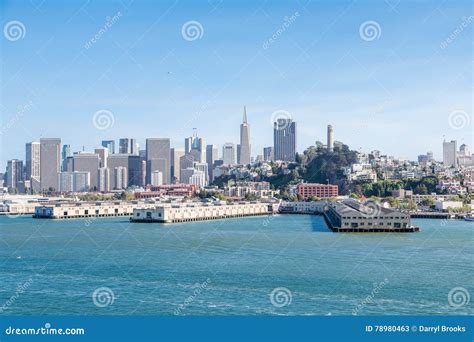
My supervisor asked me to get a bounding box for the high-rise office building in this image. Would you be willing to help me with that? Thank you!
[170,148,185,183]
[58,171,90,192]
[6,159,23,190]
[98,167,111,192]
[61,144,71,171]
[185,129,206,163]
[443,140,457,168]
[263,147,274,162]
[107,154,142,188]
[206,144,218,181]
[40,138,61,191]
[72,152,100,190]
[101,140,115,154]
[151,171,163,186]
[113,166,128,190]
[146,138,171,185]
[119,138,138,155]
[222,143,235,165]
[25,142,40,179]
[94,147,109,168]
[460,144,470,156]
[179,154,195,183]
[238,106,251,165]
[274,119,296,161]
[327,125,334,152]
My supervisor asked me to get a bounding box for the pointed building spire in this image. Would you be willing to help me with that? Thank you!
[243,106,247,123]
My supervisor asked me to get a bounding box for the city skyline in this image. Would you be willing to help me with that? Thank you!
[1,1,472,167]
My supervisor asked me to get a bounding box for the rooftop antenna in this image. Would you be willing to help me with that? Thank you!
[192,128,197,138]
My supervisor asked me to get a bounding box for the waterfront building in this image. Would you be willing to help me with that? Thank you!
[40,138,61,191]
[6,159,23,190]
[325,199,416,232]
[327,125,334,152]
[222,143,236,165]
[146,138,171,185]
[443,140,457,168]
[274,119,296,161]
[135,184,197,198]
[151,170,163,186]
[238,106,251,165]
[94,147,109,168]
[119,138,138,155]
[98,167,111,192]
[170,148,185,183]
[263,146,274,162]
[61,144,71,171]
[25,142,40,180]
[101,140,115,154]
[131,201,272,223]
[297,183,338,200]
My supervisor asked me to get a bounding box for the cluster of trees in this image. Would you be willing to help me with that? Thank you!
[351,176,440,197]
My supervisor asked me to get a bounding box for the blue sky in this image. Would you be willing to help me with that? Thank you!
[1,0,472,168]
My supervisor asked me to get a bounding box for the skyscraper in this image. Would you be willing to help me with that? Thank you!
[98,167,111,192]
[170,148,185,183]
[61,144,71,171]
[327,125,334,152]
[274,119,296,161]
[238,106,251,165]
[6,159,23,190]
[107,154,142,188]
[263,147,274,162]
[72,152,100,190]
[40,138,61,191]
[146,138,171,184]
[119,138,138,155]
[185,129,206,163]
[206,144,218,181]
[94,147,109,168]
[25,142,40,180]
[222,143,236,165]
[101,140,115,154]
[443,140,457,168]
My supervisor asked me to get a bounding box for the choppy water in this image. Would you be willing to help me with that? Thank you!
[0,214,472,315]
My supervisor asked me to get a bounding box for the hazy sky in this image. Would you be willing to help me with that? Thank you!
[1,0,472,169]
